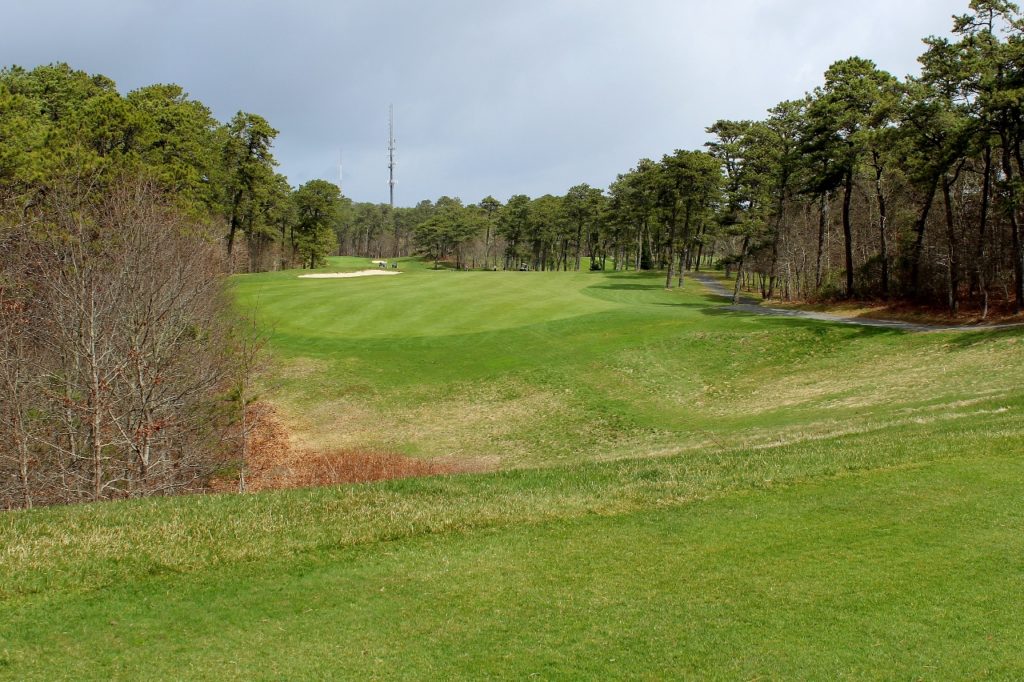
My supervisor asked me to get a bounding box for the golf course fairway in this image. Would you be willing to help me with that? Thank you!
[2,257,1022,679]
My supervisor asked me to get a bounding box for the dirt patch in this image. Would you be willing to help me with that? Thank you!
[210,403,483,493]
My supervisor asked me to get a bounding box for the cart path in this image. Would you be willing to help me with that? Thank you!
[693,273,1024,333]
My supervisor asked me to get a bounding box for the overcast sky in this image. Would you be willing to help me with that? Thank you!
[5,0,967,206]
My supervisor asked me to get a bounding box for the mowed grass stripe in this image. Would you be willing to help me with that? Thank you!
[3,450,1021,679]
[236,270,620,341]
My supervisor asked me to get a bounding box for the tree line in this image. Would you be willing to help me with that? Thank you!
[11,2,1017,318]
[343,1,1023,316]
[0,63,344,273]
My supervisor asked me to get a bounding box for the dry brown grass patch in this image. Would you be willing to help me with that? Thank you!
[211,402,486,493]
[281,383,570,466]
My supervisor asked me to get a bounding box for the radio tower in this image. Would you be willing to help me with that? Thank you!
[337,149,344,196]
[387,104,396,208]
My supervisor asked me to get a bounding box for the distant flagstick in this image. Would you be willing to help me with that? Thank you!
[388,104,396,209]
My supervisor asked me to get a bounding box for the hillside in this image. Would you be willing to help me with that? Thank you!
[2,261,1023,679]
[235,257,1023,468]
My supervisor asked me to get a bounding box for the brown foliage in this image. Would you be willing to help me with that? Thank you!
[0,177,241,508]
[210,403,473,493]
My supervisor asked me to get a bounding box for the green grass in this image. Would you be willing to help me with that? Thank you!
[2,258,1023,679]
[233,257,1024,465]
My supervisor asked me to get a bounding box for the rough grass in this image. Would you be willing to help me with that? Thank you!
[2,406,1022,678]
[0,398,1017,593]
[2,259,1023,679]
[234,258,1024,469]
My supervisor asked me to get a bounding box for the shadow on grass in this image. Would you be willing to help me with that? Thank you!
[589,283,663,291]
[943,326,1024,348]
[697,305,911,338]
[583,273,730,308]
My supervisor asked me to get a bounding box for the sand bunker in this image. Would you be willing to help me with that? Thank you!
[298,270,401,279]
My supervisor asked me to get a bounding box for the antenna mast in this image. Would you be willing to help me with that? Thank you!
[342,146,350,193]
[387,104,396,208]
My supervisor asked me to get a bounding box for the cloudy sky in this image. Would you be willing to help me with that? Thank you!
[5,0,967,206]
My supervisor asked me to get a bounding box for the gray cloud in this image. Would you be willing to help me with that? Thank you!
[3,0,967,204]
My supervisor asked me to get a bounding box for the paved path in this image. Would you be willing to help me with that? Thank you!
[692,273,1023,333]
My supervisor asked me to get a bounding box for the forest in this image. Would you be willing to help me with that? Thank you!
[2,0,1023,508]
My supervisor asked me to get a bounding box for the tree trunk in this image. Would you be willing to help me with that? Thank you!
[942,173,960,315]
[842,170,855,298]
[767,200,785,300]
[874,157,890,299]
[226,189,244,264]
[1008,132,1024,313]
[87,289,104,501]
[239,394,248,494]
[815,192,829,290]
[664,208,679,289]
[12,407,32,508]
[645,226,655,271]
[695,222,706,273]
[632,226,639,270]
[977,144,992,319]
[574,222,584,271]
[909,176,939,299]
[732,235,751,304]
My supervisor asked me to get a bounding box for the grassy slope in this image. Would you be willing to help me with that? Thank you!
[233,257,1024,466]
[2,258,1023,679]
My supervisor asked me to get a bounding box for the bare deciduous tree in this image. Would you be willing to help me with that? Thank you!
[0,177,246,508]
